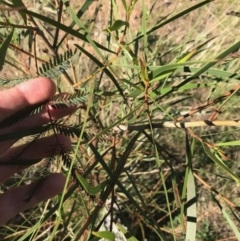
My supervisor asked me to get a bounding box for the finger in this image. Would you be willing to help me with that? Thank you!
[0,103,77,154]
[0,77,56,122]
[0,173,65,226]
[0,103,77,136]
[0,134,71,182]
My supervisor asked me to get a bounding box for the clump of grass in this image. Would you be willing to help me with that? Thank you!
[1,0,240,240]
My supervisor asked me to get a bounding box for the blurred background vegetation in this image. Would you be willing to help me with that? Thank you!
[1,0,240,240]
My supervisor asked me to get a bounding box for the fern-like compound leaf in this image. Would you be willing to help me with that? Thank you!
[23,143,75,202]
[0,75,36,88]
[23,155,55,202]
[60,145,73,169]
[0,102,47,129]
[53,121,81,138]
[0,90,87,129]
[23,141,62,202]
[38,48,79,79]
[49,90,88,109]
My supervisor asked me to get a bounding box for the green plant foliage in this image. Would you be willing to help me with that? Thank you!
[0,28,14,70]
[106,20,129,32]
[1,0,240,240]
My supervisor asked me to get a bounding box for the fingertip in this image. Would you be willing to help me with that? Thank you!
[0,173,66,225]
[0,77,57,122]
[17,77,56,104]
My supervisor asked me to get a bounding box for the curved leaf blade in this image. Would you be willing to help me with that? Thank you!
[0,28,14,71]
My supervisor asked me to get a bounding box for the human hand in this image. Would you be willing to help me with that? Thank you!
[0,77,75,225]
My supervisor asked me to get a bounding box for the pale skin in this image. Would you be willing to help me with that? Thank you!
[0,77,75,225]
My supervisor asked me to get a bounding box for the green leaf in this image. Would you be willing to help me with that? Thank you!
[92,231,115,241]
[150,61,206,83]
[107,20,129,32]
[202,143,240,184]
[0,28,14,71]
[116,223,139,241]
[89,238,100,241]
[121,0,127,11]
[175,65,240,80]
[213,196,240,240]
[157,39,240,100]
[221,207,240,239]
[75,172,107,195]
[215,140,240,146]
[38,49,79,79]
